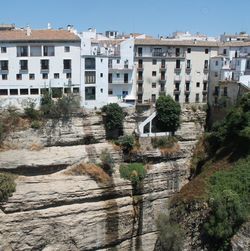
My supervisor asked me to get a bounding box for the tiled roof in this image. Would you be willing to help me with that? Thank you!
[134,38,220,47]
[0,29,80,42]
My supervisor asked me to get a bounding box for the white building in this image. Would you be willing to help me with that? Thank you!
[209,40,250,106]
[80,29,136,108]
[0,25,81,109]
[134,39,218,104]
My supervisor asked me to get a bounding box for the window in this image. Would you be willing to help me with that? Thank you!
[66,72,71,79]
[100,58,103,63]
[108,89,113,95]
[161,59,165,68]
[187,48,191,53]
[108,59,112,68]
[116,73,120,78]
[187,60,191,68]
[185,82,190,91]
[100,73,103,78]
[196,82,200,88]
[152,82,156,88]
[51,88,62,98]
[17,46,28,57]
[108,73,112,83]
[42,73,48,79]
[2,74,7,80]
[73,87,79,94]
[175,48,180,56]
[100,88,103,93]
[138,47,142,56]
[205,48,209,54]
[10,89,18,95]
[41,60,49,70]
[161,71,165,80]
[175,94,179,102]
[185,94,189,103]
[0,60,8,71]
[1,47,7,53]
[176,59,180,69]
[43,46,55,56]
[85,58,95,69]
[30,89,39,95]
[246,60,250,69]
[117,59,120,64]
[204,60,208,69]
[138,71,143,80]
[152,71,156,76]
[16,74,22,80]
[138,59,143,68]
[20,89,28,95]
[215,61,218,66]
[64,46,70,52]
[64,88,71,94]
[85,71,96,84]
[124,73,128,83]
[29,74,35,80]
[152,59,157,65]
[63,59,71,70]
[85,87,96,100]
[40,88,49,95]
[202,94,207,102]
[0,89,8,95]
[20,60,28,71]
[151,94,156,102]
[30,46,42,56]
[203,81,207,91]
[54,73,60,79]
[223,48,227,55]
[215,72,218,77]
[195,93,200,102]
[175,82,180,91]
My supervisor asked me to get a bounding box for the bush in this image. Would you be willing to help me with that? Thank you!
[102,103,124,138]
[203,156,250,250]
[157,213,184,251]
[117,135,135,153]
[100,149,114,175]
[119,163,146,186]
[151,136,177,149]
[156,95,181,133]
[24,102,40,120]
[0,172,16,202]
[31,120,42,129]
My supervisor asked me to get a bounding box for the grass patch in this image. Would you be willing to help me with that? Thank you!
[65,163,111,185]
[0,172,16,202]
[119,163,146,186]
[151,136,177,149]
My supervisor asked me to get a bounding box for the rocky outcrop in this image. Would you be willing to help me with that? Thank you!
[231,222,250,251]
[0,106,207,250]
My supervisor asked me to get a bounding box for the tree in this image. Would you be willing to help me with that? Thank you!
[102,103,124,138]
[156,95,181,133]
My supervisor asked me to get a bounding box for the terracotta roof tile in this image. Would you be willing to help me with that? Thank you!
[0,29,80,42]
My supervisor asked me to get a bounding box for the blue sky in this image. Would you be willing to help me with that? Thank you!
[1,0,250,37]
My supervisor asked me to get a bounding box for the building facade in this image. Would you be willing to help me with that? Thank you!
[0,25,81,109]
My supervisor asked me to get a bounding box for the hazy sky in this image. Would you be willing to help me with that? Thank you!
[1,0,249,37]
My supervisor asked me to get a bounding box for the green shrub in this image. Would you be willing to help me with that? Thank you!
[24,102,40,120]
[102,103,124,138]
[117,135,135,153]
[31,120,42,129]
[119,163,146,186]
[100,149,114,175]
[156,95,181,133]
[0,122,4,143]
[151,136,177,149]
[0,172,16,202]
[157,213,184,251]
[203,156,250,250]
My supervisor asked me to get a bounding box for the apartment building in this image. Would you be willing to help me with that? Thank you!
[80,29,136,108]
[0,25,81,108]
[209,41,250,106]
[134,39,218,104]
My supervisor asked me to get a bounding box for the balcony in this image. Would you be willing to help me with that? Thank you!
[203,67,209,74]
[111,79,132,85]
[185,67,191,74]
[173,89,181,95]
[137,78,143,84]
[174,67,181,74]
[109,66,133,73]
[185,89,190,95]
[137,87,144,94]
[159,78,166,84]
[202,90,208,94]
[137,65,144,71]
[160,65,166,72]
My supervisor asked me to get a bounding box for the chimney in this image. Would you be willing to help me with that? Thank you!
[67,24,73,31]
[48,22,51,30]
[26,25,31,36]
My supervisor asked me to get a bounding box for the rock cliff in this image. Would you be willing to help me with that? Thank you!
[0,106,206,250]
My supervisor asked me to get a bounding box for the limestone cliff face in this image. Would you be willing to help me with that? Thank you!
[0,106,206,251]
[231,222,250,251]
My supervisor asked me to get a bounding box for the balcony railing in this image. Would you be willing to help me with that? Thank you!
[173,89,181,94]
[137,87,144,94]
[174,67,181,74]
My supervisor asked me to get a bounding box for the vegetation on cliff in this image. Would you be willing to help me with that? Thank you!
[158,93,250,251]
[0,172,16,202]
